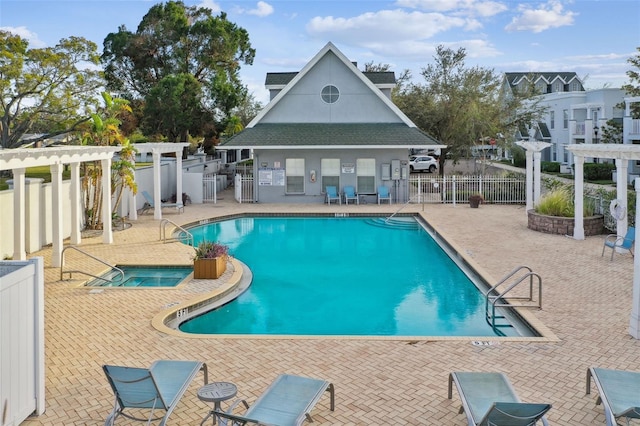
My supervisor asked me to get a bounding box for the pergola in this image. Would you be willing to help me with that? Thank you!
[129,143,189,221]
[566,144,640,339]
[0,146,121,267]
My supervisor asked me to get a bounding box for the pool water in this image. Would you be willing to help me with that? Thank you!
[86,265,192,287]
[179,217,529,337]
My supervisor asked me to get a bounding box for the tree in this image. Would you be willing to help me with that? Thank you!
[0,31,103,148]
[101,1,255,142]
[622,47,640,118]
[393,45,545,172]
[80,92,136,229]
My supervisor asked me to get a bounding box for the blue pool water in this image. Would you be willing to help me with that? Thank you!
[86,265,192,287]
[179,217,530,337]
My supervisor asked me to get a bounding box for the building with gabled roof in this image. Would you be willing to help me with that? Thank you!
[220,42,443,204]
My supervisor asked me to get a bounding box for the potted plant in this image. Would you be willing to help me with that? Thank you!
[468,193,484,208]
[193,241,229,279]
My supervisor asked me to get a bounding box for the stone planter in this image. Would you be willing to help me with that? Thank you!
[469,196,483,208]
[527,210,604,236]
[193,256,227,279]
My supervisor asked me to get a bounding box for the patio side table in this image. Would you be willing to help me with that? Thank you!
[197,382,238,425]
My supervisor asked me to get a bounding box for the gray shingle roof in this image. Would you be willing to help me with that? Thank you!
[220,123,440,148]
[265,71,396,86]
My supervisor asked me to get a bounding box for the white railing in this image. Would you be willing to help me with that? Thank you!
[632,119,640,135]
[234,174,255,203]
[408,175,526,204]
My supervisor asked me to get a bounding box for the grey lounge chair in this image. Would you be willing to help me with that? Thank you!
[214,374,335,425]
[448,372,551,426]
[103,359,208,426]
[586,367,640,426]
[140,190,184,214]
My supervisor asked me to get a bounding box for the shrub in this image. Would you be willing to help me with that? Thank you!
[541,161,560,173]
[583,163,615,181]
[536,189,574,217]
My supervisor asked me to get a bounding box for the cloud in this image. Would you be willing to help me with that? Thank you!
[505,0,576,33]
[1,26,46,48]
[236,1,274,17]
[196,0,222,13]
[394,0,508,17]
[307,9,467,43]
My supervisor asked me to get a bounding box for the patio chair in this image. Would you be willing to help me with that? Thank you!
[213,374,335,426]
[103,359,208,426]
[343,186,358,205]
[377,185,391,205]
[325,186,341,205]
[448,372,551,426]
[586,367,640,426]
[602,226,635,260]
[140,190,184,214]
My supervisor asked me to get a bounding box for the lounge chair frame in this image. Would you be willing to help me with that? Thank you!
[103,360,208,426]
[602,226,635,261]
[586,367,640,426]
[343,185,358,205]
[377,185,391,205]
[448,371,550,426]
[140,190,184,214]
[325,186,341,205]
[214,374,334,426]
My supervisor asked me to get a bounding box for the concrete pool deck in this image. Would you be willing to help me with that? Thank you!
[22,190,640,425]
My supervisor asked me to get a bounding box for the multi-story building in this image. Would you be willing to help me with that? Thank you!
[503,72,632,171]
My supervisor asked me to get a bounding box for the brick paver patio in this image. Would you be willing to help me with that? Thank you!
[20,191,640,425]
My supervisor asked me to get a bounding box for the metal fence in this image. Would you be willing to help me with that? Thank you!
[234,174,255,203]
[408,175,527,204]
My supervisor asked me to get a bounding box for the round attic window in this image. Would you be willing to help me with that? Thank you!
[321,85,339,104]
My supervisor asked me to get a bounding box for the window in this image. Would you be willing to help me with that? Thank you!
[563,110,569,129]
[321,85,339,104]
[550,111,555,129]
[285,158,305,193]
[570,81,581,91]
[553,81,563,92]
[321,158,340,191]
[356,158,375,194]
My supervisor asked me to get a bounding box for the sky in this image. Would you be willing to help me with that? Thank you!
[1,0,639,106]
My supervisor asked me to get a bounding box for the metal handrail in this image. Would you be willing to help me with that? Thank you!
[484,266,542,331]
[385,194,421,223]
[160,219,194,245]
[60,245,124,283]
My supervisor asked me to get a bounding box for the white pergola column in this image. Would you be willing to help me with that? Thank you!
[101,158,113,244]
[525,149,533,211]
[615,158,629,239]
[50,163,64,267]
[175,150,184,209]
[12,167,26,261]
[572,155,585,240]
[70,163,82,245]
[629,178,640,338]
[153,151,162,220]
[533,150,543,206]
[128,157,138,221]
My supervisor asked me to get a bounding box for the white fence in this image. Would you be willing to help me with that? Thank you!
[0,257,45,425]
[408,175,527,204]
[234,174,255,203]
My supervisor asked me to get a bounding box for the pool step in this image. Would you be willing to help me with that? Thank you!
[365,217,420,230]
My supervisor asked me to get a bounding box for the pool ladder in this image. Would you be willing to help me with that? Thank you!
[60,245,124,283]
[485,266,542,333]
[160,219,194,245]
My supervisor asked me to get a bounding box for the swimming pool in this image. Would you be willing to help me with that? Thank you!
[178,216,536,337]
[85,265,192,287]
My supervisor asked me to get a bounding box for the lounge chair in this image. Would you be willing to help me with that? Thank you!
[140,190,184,214]
[602,226,635,260]
[103,359,208,426]
[448,372,551,426]
[343,186,358,205]
[586,367,640,426]
[325,186,341,205]
[214,374,335,425]
[377,185,391,205]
